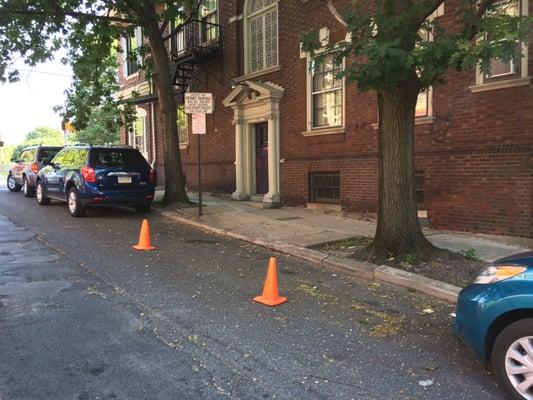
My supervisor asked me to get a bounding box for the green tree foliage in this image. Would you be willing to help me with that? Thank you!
[0,144,14,173]
[0,0,203,204]
[13,127,65,155]
[58,39,120,132]
[74,104,121,145]
[303,0,530,260]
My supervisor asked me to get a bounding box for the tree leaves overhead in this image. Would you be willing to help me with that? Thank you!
[0,0,197,83]
[74,104,121,145]
[303,0,531,92]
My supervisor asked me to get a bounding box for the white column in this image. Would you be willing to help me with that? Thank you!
[263,113,280,206]
[231,118,249,200]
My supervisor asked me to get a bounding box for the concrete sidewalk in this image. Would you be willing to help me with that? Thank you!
[162,191,531,263]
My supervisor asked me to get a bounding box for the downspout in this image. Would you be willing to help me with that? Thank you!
[150,78,157,171]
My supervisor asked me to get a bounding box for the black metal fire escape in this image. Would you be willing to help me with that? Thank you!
[170,19,222,96]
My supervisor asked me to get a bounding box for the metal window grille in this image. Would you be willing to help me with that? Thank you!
[415,171,425,209]
[309,172,340,204]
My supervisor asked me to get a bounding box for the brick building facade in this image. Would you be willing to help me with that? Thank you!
[117,0,533,239]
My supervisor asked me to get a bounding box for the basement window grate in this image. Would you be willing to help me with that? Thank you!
[309,172,340,204]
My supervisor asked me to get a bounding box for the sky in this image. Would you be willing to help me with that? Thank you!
[0,54,73,145]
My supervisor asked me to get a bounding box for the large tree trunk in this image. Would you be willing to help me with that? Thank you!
[369,79,433,261]
[146,24,189,205]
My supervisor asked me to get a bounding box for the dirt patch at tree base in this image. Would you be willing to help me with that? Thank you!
[311,236,487,288]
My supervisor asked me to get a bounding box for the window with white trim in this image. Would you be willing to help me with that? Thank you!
[415,89,431,118]
[122,27,143,77]
[200,0,218,42]
[129,108,147,155]
[246,0,278,73]
[415,3,443,119]
[310,53,343,129]
[171,8,186,55]
[177,106,189,146]
[487,0,521,80]
[474,0,529,88]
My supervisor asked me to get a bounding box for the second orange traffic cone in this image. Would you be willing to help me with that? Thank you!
[133,219,156,251]
[253,257,287,306]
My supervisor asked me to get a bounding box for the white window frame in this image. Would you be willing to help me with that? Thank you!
[177,105,189,148]
[172,9,187,56]
[306,52,345,133]
[415,3,443,120]
[200,0,219,43]
[244,0,279,75]
[129,107,148,158]
[471,0,530,92]
[122,26,143,77]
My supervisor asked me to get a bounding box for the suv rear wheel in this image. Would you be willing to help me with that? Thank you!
[67,187,86,217]
[23,176,35,197]
[7,174,21,192]
[36,181,50,205]
[492,318,533,400]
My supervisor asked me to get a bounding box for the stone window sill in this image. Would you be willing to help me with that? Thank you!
[371,116,434,130]
[302,127,345,137]
[469,77,530,93]
[234,66,281,82]
[123,71,140,80]
[179,143,189,150]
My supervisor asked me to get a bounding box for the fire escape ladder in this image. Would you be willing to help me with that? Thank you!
[169,19,222,96]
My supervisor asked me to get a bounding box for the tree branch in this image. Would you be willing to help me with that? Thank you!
[412,0,444,27]
[11,9,136,25]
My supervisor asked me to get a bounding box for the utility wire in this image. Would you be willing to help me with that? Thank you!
[8,68,72,77]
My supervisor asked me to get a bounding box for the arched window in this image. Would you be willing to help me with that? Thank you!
[130,107,147,156]
[245,0,278,73]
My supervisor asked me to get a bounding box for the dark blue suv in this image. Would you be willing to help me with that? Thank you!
[36,145,156,217]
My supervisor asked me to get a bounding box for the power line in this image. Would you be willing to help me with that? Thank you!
[9,68,72,78]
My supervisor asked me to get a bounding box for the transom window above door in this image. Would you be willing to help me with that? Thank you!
[245,0,279,74]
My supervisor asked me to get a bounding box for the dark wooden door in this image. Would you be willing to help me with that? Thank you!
[255,123,269,195]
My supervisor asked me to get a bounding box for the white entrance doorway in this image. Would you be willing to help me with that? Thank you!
[222,81,284,206]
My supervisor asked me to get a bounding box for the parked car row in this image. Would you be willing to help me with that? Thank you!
[7,144,156,217]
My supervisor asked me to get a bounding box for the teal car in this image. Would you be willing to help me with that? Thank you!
[456,251,533,400]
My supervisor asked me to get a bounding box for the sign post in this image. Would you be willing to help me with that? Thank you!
[185,93,213,217]
[62,120,76,146]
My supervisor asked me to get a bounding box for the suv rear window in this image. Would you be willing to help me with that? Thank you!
[90,149,149,169]
[38,148,62,163]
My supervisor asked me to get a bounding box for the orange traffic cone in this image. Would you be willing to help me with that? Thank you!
[133,219,156,251]
[253,257,287,306]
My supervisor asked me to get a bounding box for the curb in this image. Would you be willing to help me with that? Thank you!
[160,210,461,304]
[374,265,459,303]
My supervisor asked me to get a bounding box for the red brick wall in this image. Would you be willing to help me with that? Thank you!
[117,0,533,238]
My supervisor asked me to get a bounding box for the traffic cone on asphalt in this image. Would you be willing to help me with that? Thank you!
[253,257,287,306]
[133,219,156,251]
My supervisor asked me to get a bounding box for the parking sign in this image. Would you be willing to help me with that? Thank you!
[185,93,214,114]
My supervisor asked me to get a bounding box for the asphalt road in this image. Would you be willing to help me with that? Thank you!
[0,184,506,400]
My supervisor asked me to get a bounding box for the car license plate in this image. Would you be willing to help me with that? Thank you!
[117,176,132,184]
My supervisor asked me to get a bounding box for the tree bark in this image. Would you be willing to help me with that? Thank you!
[145,22,189,205]
[370,78,433,260]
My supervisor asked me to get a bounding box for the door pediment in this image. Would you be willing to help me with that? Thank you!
[222,81,284,108]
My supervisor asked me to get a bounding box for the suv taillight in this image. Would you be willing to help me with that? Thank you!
[31,162,39,173]
[148,168,156,185]
[81,166,96,183]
